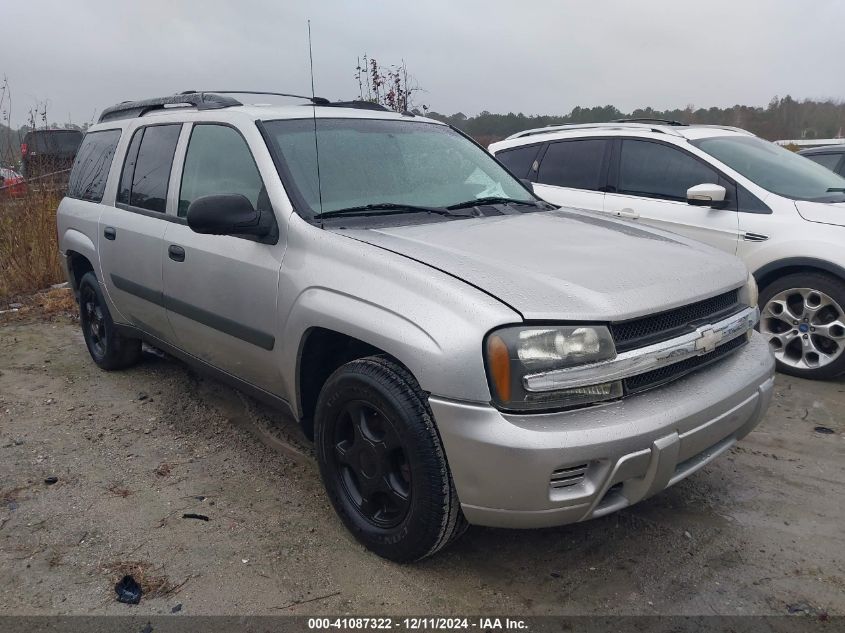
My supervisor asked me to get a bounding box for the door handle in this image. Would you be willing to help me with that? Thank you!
[103,226,116,240]
[614,208,640,220]
[168,245,186,262]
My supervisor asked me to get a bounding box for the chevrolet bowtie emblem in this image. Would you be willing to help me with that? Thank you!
[695,327,722,354]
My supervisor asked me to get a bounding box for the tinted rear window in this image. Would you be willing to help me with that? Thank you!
[67,129,122,202]
[495,144,541,180]
[26,130,83,153]
[537,139,607,191]
[117,124,181,213]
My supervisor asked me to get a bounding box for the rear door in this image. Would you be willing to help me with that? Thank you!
[162,122,283,393]
[604,138,741,254]
[530,138,609,212]
[98,123,181,340]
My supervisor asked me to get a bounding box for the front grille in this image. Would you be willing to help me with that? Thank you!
[611,289,740,352]
[624,334,747,395]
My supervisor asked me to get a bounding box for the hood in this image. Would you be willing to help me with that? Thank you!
[336,209,747,321]
[795,200,845,228]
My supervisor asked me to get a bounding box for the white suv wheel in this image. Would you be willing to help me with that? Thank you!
[760,287,845,370]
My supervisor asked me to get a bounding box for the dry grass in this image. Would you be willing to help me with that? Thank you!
[0,187,64,300]
[0,286,76,323]
[101,560,180,598]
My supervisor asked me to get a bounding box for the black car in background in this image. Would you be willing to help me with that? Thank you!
[21,129,84,185]
[799,145,845,177]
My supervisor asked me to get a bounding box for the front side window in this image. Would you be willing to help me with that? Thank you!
[618,139,720,202]
[692,136,845,203]
[179,124,267,217]
[117,124,181,213]
[263,118,534,217]
[67,129,122,202]
[537,139,607,191]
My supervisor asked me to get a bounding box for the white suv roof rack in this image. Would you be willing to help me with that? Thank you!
[505,121,755,141]
[505,122,685,140]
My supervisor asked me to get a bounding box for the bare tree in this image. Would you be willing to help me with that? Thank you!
[354,56,427,114]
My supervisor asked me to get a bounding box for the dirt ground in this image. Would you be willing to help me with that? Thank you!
[1,315,843,616]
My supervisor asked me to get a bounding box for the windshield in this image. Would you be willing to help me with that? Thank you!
[263,118,534,217]
[691,135,845,202]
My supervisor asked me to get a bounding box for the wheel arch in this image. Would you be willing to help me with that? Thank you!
[65,250,96,297]
[753,257,845,292]
[295,326,413,440]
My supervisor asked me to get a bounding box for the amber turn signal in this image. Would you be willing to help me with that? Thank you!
[487,334,511,402]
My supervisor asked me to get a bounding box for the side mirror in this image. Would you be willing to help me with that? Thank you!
[687,183,727,208]
[186,194,271,238]
[520,178,535,193]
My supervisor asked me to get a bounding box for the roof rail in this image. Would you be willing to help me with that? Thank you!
[188,90,329,105]
[201,93,390,111]
[505,122,684,140]
[695,124,754,135]
[320,100,391,112]
[613,117,688,126]
[98,92,244,123]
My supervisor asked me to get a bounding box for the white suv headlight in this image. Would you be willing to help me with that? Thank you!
[743,272,759,309]
[485,325,620,411]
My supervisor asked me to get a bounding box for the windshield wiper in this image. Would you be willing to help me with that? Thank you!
[446,197,543,210]
[315,203,466,219]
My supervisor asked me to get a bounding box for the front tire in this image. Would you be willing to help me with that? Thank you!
[314,355,466,562]
[759,272,845,379]
[78,271,141,370]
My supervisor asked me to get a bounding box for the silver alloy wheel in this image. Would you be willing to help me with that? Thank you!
[760,287,845,370]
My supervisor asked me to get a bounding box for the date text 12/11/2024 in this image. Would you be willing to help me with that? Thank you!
[307,617,528,630]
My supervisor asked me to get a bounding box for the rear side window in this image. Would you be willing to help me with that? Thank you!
[178,124,266,217]
[117,124,181,213]
[67,129,122,202]
[804,153,842,172]
[495,144,541,180]
[537,139,607,191]
[618,140,719,201]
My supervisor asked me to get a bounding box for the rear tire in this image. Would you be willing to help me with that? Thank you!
[78,271,141,370]
[314,355,467,562]
[759,272,845,380]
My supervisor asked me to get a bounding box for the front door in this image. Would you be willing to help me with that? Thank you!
[604,138,741,255]
[162,123,283,393]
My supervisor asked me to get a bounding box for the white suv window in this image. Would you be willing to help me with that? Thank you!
[618,139,719,202]
[537,139,607,191]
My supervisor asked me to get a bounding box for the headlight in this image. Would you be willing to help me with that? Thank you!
[744,272,759,308]
[485,325,621,412]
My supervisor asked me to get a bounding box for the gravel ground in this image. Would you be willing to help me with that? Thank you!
[0,318,843,616]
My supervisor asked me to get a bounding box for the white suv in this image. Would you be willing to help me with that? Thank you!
[490,121,845,380]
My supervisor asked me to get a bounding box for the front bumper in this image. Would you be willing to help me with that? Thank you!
[429,332,775,528]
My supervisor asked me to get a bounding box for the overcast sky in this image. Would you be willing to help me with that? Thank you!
[1,0,844,127]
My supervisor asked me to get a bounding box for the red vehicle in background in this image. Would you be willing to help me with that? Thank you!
[0,167,27,198]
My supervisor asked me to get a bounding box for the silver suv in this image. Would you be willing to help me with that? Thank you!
[57,92,774,562]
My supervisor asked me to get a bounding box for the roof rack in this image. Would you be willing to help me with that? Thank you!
[98,92,243,123]
[613,117,688,126]
[506,122,684,140]
[319,100,391,112]
[97,91,396,123]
